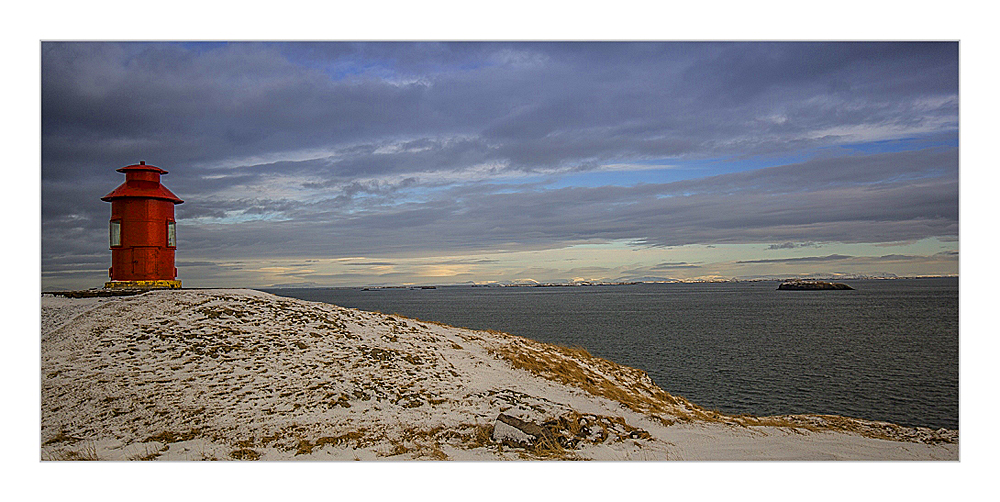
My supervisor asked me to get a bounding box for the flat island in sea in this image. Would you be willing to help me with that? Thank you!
[777,279,855,290]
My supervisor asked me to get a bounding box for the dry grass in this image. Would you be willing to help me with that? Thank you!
[488,333,955,445]
[43,441,99,461]
[731,414,958,444]
[296,431,368,455]
[42,431,82,447]
[490,336,713,422]
[356,423,500,459]
[229,448,261,460]
[522,432,571,460]
[418,445,450,460]
[468,423,494,449]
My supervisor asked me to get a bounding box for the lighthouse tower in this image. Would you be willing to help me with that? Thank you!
[101,161,183,289]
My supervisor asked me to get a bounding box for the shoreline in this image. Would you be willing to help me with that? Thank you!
[263,280,959,431]
[41,289,957,460]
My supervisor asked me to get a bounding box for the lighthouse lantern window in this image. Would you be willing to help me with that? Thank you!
[110,220,121,247]
[167,221,176,247]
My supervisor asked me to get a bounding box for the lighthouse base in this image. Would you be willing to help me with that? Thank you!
[104,280,182,290]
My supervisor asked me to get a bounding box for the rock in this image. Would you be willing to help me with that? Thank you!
[492,413,558,449]
[778,280,854,291]
[492,419,535,448]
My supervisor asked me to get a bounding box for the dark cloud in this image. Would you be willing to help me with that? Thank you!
[684,42,957,106]
[736,253,948,265]
[767,242,819,250]
[875,254,920,261]
[42,42,958,180]
[650,262,702,270]
[175,261,220,267]
[737,254,855,264]
[425,258,501,265]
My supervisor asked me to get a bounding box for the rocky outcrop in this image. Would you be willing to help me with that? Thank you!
[492,414,558,449]
[778,280,854,290]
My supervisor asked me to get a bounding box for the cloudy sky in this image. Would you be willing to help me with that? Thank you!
[41,41,959,289]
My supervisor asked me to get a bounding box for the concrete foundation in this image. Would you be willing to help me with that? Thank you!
[104,280,182,289]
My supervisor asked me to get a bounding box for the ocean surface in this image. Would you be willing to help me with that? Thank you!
[264,278,959,430]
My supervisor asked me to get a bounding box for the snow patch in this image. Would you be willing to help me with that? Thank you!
[40,289,957,461]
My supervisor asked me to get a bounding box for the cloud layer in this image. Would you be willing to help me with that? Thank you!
[41,42,959,288]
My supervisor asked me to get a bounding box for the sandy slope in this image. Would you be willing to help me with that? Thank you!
[40,289,957,461]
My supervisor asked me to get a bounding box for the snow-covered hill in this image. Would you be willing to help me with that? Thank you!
[40,289,957,460]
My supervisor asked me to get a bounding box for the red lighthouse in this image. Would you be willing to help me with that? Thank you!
[101,161,183,289]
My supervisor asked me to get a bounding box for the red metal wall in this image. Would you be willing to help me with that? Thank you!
[109,196,178,281]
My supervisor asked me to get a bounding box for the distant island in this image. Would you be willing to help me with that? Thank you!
[778,280,854,291]
[246,275,958,292]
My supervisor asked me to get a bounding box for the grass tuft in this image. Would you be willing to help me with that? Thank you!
[44,441,99,461]
[42,431,82,447]
[229,448,261,460]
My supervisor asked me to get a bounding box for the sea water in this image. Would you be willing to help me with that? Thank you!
[265,278,959,430]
